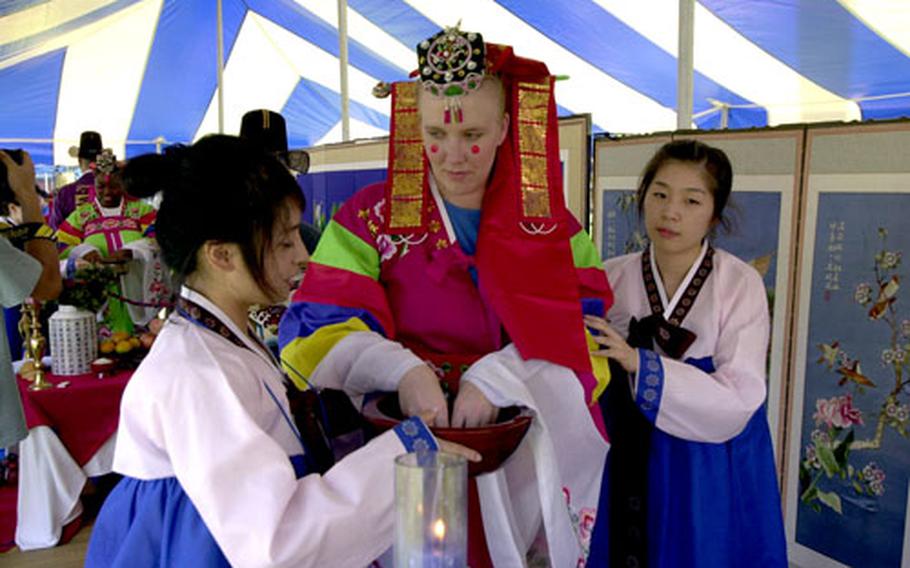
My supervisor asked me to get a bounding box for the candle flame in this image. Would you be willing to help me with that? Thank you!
[432,519,446,540]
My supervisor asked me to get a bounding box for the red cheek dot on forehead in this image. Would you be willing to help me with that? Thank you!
[430,144,439,154]
[471,145,480,154]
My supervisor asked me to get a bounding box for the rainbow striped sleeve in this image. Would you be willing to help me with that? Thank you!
[55,216,85,259]
[570,226,613,315]
[569,225,614,402]
[278,195,395,390]
[138,202,156,238]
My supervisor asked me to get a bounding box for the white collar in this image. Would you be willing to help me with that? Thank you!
[178,286,278,369]
[647,240,709,319]
[428,174,457,243]
[95,198,122,217]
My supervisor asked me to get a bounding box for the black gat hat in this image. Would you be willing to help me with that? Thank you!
[239,109,309,173]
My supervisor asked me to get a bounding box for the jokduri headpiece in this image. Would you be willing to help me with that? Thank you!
[377,27,611,374]
[92,148,120,184]
[416,26,486,124]
[94,149,116,175]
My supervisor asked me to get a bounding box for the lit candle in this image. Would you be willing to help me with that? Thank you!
[432,518,446,541]
[395,453,466,568]
[430,518,446,567]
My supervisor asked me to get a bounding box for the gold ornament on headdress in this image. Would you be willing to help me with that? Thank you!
[387,82,425,231]
[517,81,553,219]
[372,81,392,99]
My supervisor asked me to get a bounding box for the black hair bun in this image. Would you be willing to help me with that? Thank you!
[121,145,189,199]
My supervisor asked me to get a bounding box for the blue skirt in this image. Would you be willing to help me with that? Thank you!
[85,476,229,567]
[87,455,308,567]
[588,407,788,567]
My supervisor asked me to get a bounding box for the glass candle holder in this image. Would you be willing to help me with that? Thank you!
[395,452,467,568]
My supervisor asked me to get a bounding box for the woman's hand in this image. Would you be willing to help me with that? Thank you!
[436,440,481,463]
[451,381,498,428]
[414,410,481,463]
[104,249,134,263]
[81,251,103,265]
[399,364,449,427]
[419,410,481,462]
[584,315,639,373]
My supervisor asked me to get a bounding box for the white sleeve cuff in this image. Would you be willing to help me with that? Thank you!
[311,331,426,394]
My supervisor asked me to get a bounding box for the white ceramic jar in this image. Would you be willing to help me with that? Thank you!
[49,305,97,375]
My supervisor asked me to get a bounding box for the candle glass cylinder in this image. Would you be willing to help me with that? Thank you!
[395,452,467,568]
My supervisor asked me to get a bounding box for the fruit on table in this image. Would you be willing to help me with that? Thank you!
[111,331,131,343]
[139,332,156,349]
[101,330,156,356]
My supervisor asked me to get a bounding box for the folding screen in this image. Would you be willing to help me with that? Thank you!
[785,121,910,568]
[556,114,592,226]
[299,137,387,231]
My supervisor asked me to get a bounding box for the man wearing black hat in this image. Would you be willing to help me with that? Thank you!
[49,131,103,229]
[239,109,311,173]
[239,110,318,252]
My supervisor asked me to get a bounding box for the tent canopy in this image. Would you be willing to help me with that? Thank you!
[1,0,908,165]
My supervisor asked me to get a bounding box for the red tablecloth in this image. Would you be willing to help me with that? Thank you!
[16,369,132,466]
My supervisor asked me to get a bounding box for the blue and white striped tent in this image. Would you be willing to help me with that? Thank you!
[1,0,909,165]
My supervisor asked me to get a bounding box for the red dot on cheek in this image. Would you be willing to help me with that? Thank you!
[471,145,480,154]
[430,144,439,154]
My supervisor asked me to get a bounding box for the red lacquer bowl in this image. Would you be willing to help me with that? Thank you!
[363,394,533,476]
[90,357,116,375]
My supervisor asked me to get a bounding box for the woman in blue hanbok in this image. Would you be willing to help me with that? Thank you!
[585,140,787,567]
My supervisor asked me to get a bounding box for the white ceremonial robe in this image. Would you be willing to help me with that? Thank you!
[312,336,609,567]
[110,288,413,567]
